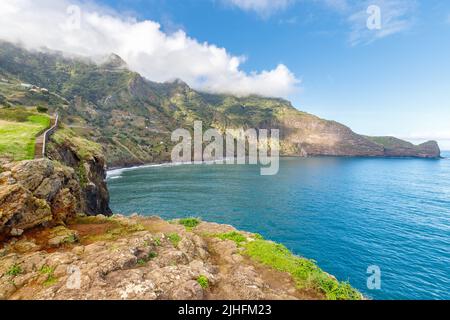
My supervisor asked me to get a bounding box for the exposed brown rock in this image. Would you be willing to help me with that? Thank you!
[0,216,324,300]
[0,159,80,239]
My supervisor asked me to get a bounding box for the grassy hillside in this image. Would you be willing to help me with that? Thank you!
[0,108,50,161]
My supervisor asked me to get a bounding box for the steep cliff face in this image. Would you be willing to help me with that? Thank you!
[365,137,441,158]
[278,111,385,157]
[46,128,112,216]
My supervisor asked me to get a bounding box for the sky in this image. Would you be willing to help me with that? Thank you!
[0,0,449,149]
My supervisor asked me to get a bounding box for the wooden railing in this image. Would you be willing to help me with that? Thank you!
[42,112,59,158]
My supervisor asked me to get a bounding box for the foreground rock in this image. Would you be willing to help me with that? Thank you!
[0,215,358,300]
[0,159,80,238]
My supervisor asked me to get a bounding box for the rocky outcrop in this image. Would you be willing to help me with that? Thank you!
[365,137,441,158]
[278,112,441,158]
[0,215,346,300]
[0,159,80,238]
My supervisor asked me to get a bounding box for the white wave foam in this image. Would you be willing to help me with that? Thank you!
[106,159,237,180]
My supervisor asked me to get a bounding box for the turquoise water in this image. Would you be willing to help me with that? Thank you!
[108,154,450,300]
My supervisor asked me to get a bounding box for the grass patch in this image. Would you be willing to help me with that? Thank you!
[5,264,22,277]
[51,127,102,161]
[197,275,209,289]
[147,251,158,259]
[154,237,162,246]
[243,240,362,300]
[62,234,78,244]
[137,252,158,266]
[0,109,50,160]
[178,217,201,230]
[40,265,54,275]
[73,216,110,225]
[215,231,247,245]
[253,233,264,240]
[77,216,147,243]
[76,163,88,188]
[167,233,182,247]
[41,266,58,287]
[84,222,146,242]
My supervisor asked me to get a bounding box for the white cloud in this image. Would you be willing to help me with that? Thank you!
[223,0,294,16]
[348,0,416,45]
[0,0,299,98]
[318,0,349,12]
[223,0,349,16]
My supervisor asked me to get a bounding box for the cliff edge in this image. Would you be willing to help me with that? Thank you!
[0,215,362,300]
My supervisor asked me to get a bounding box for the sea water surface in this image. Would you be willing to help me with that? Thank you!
[108,153,450,300]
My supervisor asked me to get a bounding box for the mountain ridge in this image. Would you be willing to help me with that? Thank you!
[0,41,440,167]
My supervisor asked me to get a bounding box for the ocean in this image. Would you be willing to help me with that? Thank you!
[108,153,450,300]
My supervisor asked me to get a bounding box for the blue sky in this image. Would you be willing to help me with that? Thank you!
[1,0,449,148]
[101,0,450,148]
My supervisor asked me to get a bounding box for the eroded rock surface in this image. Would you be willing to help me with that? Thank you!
[0,216,316,300]
[0,159,80,238]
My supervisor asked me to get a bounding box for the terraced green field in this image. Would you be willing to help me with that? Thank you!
[0,108,50,161]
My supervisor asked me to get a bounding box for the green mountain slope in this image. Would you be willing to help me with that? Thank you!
[0,41,441,166]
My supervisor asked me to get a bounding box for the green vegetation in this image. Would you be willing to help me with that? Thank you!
[52,127,102,161]
[253,233,264,240]
[36,105,49,113]
[196,275,209,289]
[0,108,50,160]
[39,265,54,275]
[167,233,182,247]
[178,217,201,230]
[215,231,247,245]
[76,163,88,188]
[73,215,110,225]
[147,251,158,259]
[366,136,414,149]
[76,216,147,243]
[62,234,78,245]
[40,265,57,286]
[154,237,162,246]
[86,222,146,242]
[137,252,158,266]
[210,231,361,300]
[243,240,362,300]
[5,264,22,277]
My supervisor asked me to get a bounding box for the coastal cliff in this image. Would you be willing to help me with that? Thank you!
[0,41,440,167]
